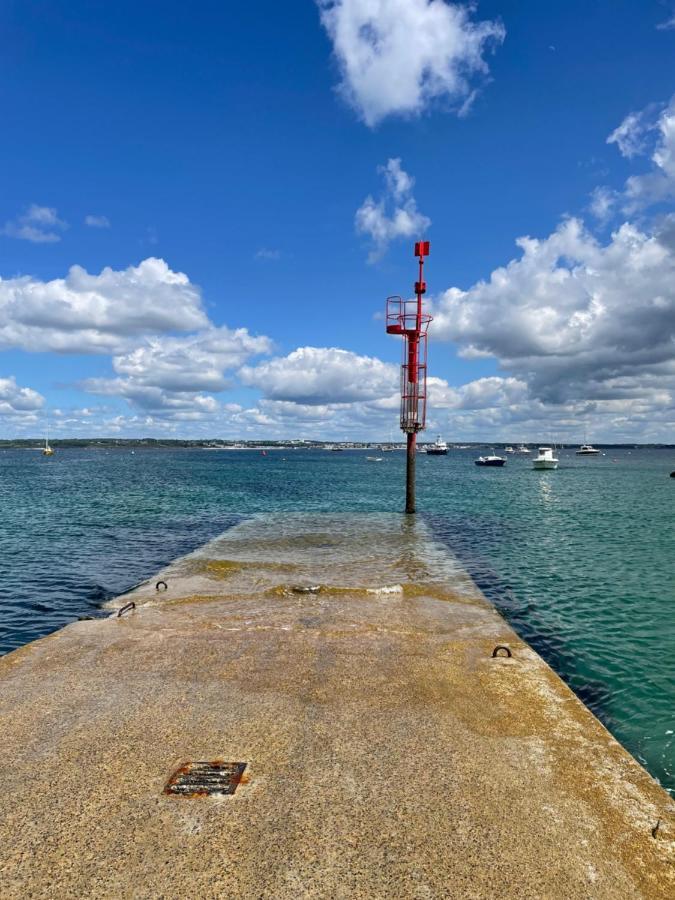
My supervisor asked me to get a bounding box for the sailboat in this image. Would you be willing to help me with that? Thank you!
[42,430,54,457]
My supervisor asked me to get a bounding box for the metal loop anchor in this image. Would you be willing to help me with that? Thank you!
[117,601,136,618]
[491,645,512,658]
[156,580,168,592]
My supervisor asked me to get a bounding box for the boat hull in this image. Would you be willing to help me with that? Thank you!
[475,459,505,467]
[533,460,558,469]
[426,449,448,456]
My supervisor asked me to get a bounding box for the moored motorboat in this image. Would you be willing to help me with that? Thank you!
[426,435,448,455]
[475,453,506,467]
[533,447,558,470]
[576,444,600,455]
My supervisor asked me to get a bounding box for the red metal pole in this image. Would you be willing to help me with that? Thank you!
[405,247,426,514]
[405,431,416,514]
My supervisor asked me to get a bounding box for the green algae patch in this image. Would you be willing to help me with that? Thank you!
[197,558,300,580]
[402,582,485,606]
[199,559,246,578]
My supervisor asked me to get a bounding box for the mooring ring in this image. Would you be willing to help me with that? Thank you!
[156,580,168,592]
[117,601,136,618]
[491,645,512,658]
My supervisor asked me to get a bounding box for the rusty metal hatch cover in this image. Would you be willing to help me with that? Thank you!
[164,761,247,798]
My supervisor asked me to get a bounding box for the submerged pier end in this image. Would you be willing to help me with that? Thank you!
[0,514,673,898]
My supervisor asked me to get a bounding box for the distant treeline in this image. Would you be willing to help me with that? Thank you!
[1,439,673,450]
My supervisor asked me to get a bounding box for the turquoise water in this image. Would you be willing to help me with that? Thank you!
[0,446,673,794]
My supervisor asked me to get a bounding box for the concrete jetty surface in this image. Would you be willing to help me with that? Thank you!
[0,514,673,898]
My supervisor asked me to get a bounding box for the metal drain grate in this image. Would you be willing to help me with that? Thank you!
[164,761,247,798]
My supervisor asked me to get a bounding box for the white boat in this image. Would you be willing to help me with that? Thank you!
[475,453,506,467]
[576,444,600,455]
[42,431,54,457]
[533,447,558,470]
[504,446,514,453]
[426,435,448,456]
[516,444,530,454]
[366,456,384,462]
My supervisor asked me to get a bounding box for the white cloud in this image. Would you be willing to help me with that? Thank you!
[356,158,430,260]
[657,14,675,31]
[430,217,675,417]
[588,186,616,222]
[0,376,44,414]
[607,109,653,159]
[84,215,110,228]
[0,257,209,353]
[111,328,272,393]
[240,346,398,404]
[255,248,281,261]
[608,98,675,209]
[82,326,273,417]
[317,0,504,126]
[2,205,68,243]
[82,377,221,419]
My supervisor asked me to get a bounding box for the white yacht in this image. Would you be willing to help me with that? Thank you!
[576,444,600,455]
[426,435,448,456]
[516,444,531,454]
[532,447,558,470]
[504,446,515,453]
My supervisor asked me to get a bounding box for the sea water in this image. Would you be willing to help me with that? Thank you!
[0,446,672,794]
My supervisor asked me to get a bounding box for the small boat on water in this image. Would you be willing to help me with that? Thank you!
[366,456,384,462]
[475,453,506,467]
[533,447,558,470]
[516,444,530,454]
[504,446,514,453]
[576,444,600,455]
[426,435,448,456]
[42,433,54,457]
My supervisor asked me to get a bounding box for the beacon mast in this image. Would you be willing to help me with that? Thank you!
[385,241,432,514]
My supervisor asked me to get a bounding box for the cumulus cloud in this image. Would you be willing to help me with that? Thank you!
[2,205,68,243]
[111,328,272,393]
[317,0,505,126]
[430,218,675,419]
[240,346,398,404]
[84,214,110,228]
[0,257,209,354]
[0,376,44,414]
[82,326,273,417]
[356,158,430,260]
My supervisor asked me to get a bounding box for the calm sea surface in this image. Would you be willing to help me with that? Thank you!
[0,446,673,794]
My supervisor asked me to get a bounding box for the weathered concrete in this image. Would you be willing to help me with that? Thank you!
[0,514,673,898]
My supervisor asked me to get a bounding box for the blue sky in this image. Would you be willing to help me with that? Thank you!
[1,0,675,441]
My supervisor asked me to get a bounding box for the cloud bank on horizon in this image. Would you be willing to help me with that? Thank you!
[1,2,674,443]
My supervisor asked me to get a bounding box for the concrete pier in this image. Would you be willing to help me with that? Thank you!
[0,514,673,898]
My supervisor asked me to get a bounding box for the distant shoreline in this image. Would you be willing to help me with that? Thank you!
[1,439,673,450]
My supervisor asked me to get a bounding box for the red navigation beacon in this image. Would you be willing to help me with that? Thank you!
[385,240,432,513]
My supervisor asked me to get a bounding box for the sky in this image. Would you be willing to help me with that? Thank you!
[1,0,675,442]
